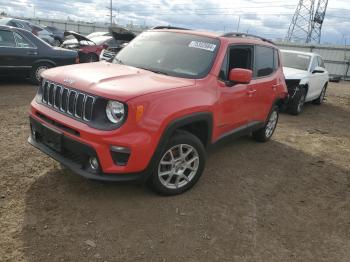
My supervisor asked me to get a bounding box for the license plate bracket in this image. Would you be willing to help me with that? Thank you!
[41,124,63,152]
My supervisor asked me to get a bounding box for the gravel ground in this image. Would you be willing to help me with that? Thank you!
[0,80,349,262]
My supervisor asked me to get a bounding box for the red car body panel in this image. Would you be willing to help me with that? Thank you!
[30,30,288,177]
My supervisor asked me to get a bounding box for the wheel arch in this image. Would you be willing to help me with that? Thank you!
[158,112,213,151]
[32,59,56,68]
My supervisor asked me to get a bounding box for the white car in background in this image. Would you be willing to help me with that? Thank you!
[281,50,329,115]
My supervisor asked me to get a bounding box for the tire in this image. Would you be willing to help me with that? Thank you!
[147,130,206,196]
[312,84,327,105]
[30,63,52,85]
[288,87,306,115]
[252,106,279,142]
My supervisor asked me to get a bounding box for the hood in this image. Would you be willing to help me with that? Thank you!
[63,31,95,44]
[41,62,195,102]
[283,67,309,80]
[109,26,136,41]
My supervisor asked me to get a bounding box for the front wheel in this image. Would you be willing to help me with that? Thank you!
[148,131,206,195]
[288,87,306,115]
[30,63,52,85]
[252,106,279,142]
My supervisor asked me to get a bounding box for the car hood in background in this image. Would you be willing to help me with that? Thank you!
[283,67,309,80]
[109,26,136,41]
[63,31,95,44]
[41,62,195,102]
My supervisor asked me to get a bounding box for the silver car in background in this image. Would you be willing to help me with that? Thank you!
[0,18,55,45]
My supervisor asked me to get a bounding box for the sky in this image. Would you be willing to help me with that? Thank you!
[0,0,350,44]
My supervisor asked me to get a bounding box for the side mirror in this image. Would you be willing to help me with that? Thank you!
[312,66,325,74]
[228,68,253,85]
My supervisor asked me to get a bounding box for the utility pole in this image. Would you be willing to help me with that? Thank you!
[110,0,113,25]
[107,0,113,25]
[236,16,240,32]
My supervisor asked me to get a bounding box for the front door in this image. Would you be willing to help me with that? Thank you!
[216,45,255,137]
[0,29,37,71]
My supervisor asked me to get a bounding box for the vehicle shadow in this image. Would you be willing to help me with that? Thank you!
[22,138,350,262]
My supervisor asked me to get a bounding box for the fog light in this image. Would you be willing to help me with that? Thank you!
[31,126,37,140]
[89,157,99,170]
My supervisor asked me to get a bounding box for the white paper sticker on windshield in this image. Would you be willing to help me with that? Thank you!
[189,41,216,52]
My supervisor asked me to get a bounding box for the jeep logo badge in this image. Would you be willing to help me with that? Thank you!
[63,78,75,85]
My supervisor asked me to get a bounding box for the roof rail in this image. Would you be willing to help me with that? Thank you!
[151,26,189,30]
[221,32,275,45]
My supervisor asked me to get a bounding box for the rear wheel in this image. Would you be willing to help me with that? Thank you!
[288,87,306,115]
[30,63,52,85]
[313,84,327,105]
[252,106,279,142]
[148,131,206,195]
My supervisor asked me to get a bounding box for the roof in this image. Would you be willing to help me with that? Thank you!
[147,29,276,47]
[280,49,318,57]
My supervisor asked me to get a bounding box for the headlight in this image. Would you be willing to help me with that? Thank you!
[106,100,125,124]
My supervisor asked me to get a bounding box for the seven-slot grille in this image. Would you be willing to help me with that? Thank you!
[40,81,95,121]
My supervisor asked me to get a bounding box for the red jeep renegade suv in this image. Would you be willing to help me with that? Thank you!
[28,28,288,195]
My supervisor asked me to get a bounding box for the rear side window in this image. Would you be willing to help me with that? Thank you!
[0,30,16,47]
[255,46,274,77]
[14,32,34,48]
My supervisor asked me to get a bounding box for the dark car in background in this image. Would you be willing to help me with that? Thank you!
[0,18,55,46]
[42,25,65,46]
[0,25,79,84]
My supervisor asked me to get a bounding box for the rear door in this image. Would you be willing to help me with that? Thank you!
[248,45,278,122]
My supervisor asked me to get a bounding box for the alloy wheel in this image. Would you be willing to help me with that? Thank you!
[158,144,199,189]
[265,110,278,138]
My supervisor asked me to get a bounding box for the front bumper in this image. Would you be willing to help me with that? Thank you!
[28,116,149,182]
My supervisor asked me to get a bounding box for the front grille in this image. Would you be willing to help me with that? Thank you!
[40,80,96,122]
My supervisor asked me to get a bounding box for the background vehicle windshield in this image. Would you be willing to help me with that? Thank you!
[281,52,311,71]
[113,31,220,79]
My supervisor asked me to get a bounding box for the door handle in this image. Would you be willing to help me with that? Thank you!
[272,84,279,91]
[27,51,38,55]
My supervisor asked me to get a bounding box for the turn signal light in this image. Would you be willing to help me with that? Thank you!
[136,105,144,122]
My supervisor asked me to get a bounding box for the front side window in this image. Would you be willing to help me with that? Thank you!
[309,57,319,72]
[219,45,253,81]
[0,30,16,47]
[317,56,325,68]
[255,46,274,77]
[14,32,34,48]
[113,31,220,79]
[281,52,311,71]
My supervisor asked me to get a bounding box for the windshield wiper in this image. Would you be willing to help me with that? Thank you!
[114,58,124,65]
[137,66,168,75]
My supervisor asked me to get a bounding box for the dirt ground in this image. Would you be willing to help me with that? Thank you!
[0,79,349,262]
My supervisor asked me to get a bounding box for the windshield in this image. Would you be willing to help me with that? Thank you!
[113,31,220,79]
[281,52,311,71]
